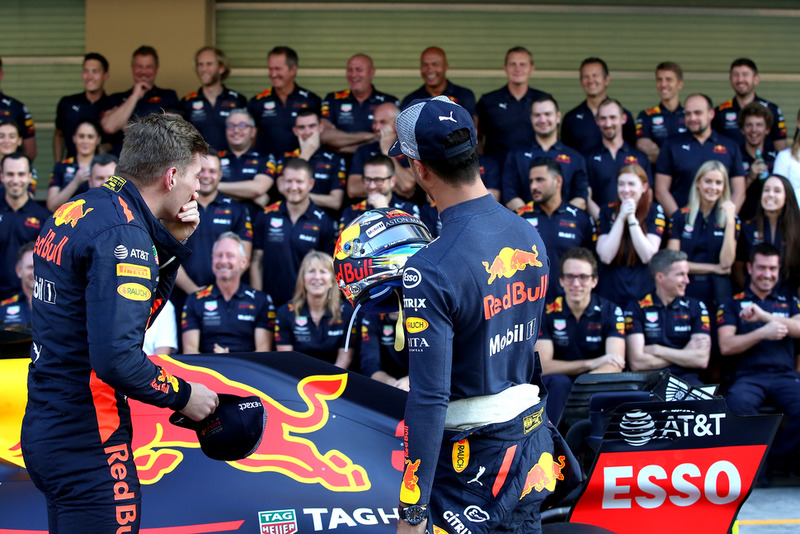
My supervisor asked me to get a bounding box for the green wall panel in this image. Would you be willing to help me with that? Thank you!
[0,0,85,57]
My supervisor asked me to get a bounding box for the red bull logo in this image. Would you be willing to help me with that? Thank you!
[33,229,69,266]
[482,246,543,285]
[639,294,654,308]
[53,199,94,228]
[483,276,548,320]
[520,452,566,498]
[400,459,421,504]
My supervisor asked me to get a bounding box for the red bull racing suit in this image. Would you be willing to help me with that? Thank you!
[400,194,577,533]
[21,175,193,533]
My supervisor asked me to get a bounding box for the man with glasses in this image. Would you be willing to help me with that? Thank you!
[216,108,273,206]
[535,247,626,422]
[338,154,419,232]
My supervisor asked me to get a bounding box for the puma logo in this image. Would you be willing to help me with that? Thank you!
[439,111,457,123]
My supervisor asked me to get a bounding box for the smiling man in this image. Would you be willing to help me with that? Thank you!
[636,62,687,164]
[400,47,477,120]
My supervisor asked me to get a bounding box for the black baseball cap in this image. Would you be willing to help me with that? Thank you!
[169,394,267,461]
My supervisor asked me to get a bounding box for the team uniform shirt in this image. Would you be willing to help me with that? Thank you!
[479,155,501,192]
[0,292,31,327]
[540,295,625,364]
[55,92,110,157]
[596,202,666,307]
[350,141,410,177]
[274,301,356,364]
[502,140,589,205]
[418,200,441,238]
[0,91,35,139]
[667,207,741,308]
[740,148,777,221]
[735,216,799,295]
[339,196,420,232]
[104,86,180,155]
[218,148,269,184]
[585,142,652,207]
[321,87,398,132]
[0,197,50,299]
[517,201,596,299]
[180,86,248,151]
[49,157,89,199]
[401,193,550,505]
[712,96,786,150]
[476,85,550,167]
[655,131,745,208]
[561,100,636,154]
[359,314,409,379]
[183,194,252,288]
[635,103,686,147]
[400,81,477,117]
[625,292,710,382]
[247,85,321,157]
[252,200,336,307]
[182,283,275,353]
[717,288,800,378]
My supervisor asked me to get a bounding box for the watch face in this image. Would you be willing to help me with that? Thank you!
[402,505,427,525]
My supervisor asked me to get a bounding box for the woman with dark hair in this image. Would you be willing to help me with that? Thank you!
[734,174,800,296]
[275,250,356,367]
[666,160,738,310]
[596,164,665,306]
[46,118,102,211]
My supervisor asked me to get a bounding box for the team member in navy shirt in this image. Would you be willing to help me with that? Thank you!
[182,233,273,354]
[46,118,102,212]
[400,47,477,119]
[586,98,652,219]
[561,57,636,154]
[713,58,787,152]
[625,249,711,385]
[54,53,110,160]
[101,46,180,155]
[0,57,36,161]
[718,243,800,479]
[596,164,665,307]
[251,158,336,307]
[359,313,409,390]
[248,46,321,158]
[181,47,248,152]
[389,96,574,533]
[216,109,273,207]
[477,46,549,170]
[667,161,739,310]
[536,248,625,423]
[738,102,778,221]
[655,93,746,217]
[517,157,595,300]
[0,154,50,300]
[635,61,686,164]
[275,251,355,367]
[503,94,588,211]
[0,242,33,328]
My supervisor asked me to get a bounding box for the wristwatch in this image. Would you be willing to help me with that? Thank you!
[399,505,428,525]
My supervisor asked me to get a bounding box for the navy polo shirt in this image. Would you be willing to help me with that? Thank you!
[247,85,321,157]
[182,283,274,353]
[0,292,31,327]
[667,207,740,307]
[517,201,596,299]
[400,80,477,117]
[635,103,686,147]
[713,95,786,149]
[540,295,625,364]
[49,157,89,198]
[479,155,501,192]
[181,86,248,152]
[104,86,180,155]
[339,195,420,232]
[276,148,346,196]
[321,87,398,132]
[502,140,589,205]
[418,199,441,238]
[359,313,409,378]
[476,85,550,166]
[0,197,50,299]
[561,100,636,154]
[596,202,665,307]
[350,141,410,177]
[274,301,356,364]
[55,92,109,157]
[252,200,336,307]
[718,288,800,377]
[655,131,745,208]
[218,148,269,183]
[0,91,35,139]
[586,142,653,207]
[625,292,710,379]
[183,194,253,288]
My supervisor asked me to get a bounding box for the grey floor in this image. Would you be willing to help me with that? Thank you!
[735,484,800,534]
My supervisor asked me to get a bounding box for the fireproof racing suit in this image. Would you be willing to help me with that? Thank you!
[21,175,193,533]
[400,194,577,533]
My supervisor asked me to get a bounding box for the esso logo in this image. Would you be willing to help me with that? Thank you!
[403,267,422,289]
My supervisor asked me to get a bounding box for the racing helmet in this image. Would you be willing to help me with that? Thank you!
[334,207,432,313]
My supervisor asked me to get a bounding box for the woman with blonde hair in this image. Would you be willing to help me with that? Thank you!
[666,160,739,309]
[274,250,356,368]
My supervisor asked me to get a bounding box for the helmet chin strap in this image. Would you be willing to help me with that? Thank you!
[394,289,405,351]
[343,301,362,353]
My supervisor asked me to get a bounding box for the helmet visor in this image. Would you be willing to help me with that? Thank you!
[355,222,432,257]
